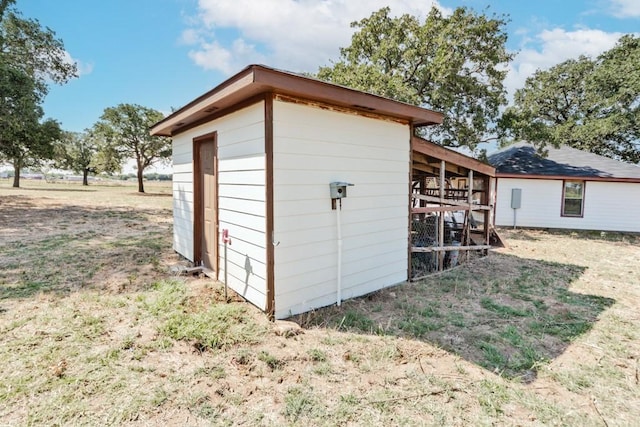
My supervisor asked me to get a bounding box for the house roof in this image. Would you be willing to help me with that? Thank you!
[488,141,640,182]
[150,64,444,137]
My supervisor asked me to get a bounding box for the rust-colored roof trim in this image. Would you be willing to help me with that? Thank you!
[412,136,495,177]
[496,173,640,183]
[150,65,443,137]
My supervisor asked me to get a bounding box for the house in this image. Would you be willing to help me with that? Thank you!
[151,64,495,319]
[489,142,640,232]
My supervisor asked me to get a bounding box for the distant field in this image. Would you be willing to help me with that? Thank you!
[1,181,639,426]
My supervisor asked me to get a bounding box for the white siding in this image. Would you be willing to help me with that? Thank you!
[582,181,640,232]
[171,102,268,310]
[495,178,640,232]
[272,100,410,319]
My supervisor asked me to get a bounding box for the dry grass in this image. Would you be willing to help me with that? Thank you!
[1,179,639,426]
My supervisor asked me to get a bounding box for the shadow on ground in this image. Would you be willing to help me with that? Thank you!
[5,186,98,192]
[293,253,615,383]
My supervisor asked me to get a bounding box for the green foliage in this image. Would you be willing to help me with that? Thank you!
[0,1,77,98]
[93,104,171,193]
[54,131,108,185]
[0,65,62,187]
[0,1,74,187]
[317,6,513,150]
[499,35,640,163]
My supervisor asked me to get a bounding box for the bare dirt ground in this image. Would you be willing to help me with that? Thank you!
[1,181,639,426]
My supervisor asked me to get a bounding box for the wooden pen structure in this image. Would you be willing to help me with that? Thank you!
[410,137,496,280]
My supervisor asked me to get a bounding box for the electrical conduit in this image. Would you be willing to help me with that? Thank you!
[336,199,342,306]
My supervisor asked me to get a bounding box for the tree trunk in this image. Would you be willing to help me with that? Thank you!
[12,163,20,188]
[137,167,145,193]
[83,168,89,186]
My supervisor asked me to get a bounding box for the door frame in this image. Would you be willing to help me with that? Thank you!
[193,131,219,278]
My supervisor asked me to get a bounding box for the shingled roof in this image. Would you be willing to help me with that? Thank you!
[488,142,640,180]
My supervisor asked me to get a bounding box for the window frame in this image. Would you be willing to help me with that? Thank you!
[561,180,585,218]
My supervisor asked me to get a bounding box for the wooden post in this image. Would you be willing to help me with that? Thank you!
[466,170,473,261]
[483,176,490,254]
[438,160,445,271]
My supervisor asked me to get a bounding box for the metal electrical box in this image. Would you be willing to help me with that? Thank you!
[511,188,522,209]
[330,182,353,199]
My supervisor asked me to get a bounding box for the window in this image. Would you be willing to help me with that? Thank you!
[562,180,585,217]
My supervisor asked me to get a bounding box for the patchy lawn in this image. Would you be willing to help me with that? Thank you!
[1,180,639,426]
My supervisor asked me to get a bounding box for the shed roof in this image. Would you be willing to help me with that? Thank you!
[413,137,495,178]
[150,64,443,137]
[488,141,640,181]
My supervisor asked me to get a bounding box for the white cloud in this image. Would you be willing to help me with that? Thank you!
[609,0,640,18]
[179,28,202,45]
[505,28,624,99]
[184,0,448,75]
[188,39,266,75]
[63,51,94,76]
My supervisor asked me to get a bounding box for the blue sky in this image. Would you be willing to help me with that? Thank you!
[20,0,640,135]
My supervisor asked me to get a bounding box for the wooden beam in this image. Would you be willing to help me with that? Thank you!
[413,164,438,174]
[412,194,491,210]
[412,206,481,213]
[412,137,495,177]
[412,245,493,252]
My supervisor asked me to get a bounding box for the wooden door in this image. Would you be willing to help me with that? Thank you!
[196,137,218,273]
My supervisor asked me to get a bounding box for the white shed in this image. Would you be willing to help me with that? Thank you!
[489,142,640,232]
[151,65,494,319]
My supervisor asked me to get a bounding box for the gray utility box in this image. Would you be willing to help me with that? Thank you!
[329,182,353,199]
[511,188,522,209]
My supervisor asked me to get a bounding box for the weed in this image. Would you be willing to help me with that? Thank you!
[477,380,510,416]
[151,387,169,407]
[307,348,327,362]
[512,346,545,372]
[258,351,284,370]
[548,370,594,392]
[480,297,531,317]
[339,310,376,332]
[121,335,136,350]
[283,386,321,422]
[500,325,523,346]
[312,362,332,376]
[478,342,506,369]
[399,317,443,337]
[146,280,264,351]
[532,299,548,310]
[194,365,226,379]
[234,349,253,365]
[448,312,466,327]
[419,302,442,318]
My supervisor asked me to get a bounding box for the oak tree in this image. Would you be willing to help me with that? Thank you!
[0,0,76,98]
[499,35,640,163]
[0,0,77,186]
[55,131,107,185]
[93,104,170,193]
[0,63,62,187]
[317,6,513,151]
